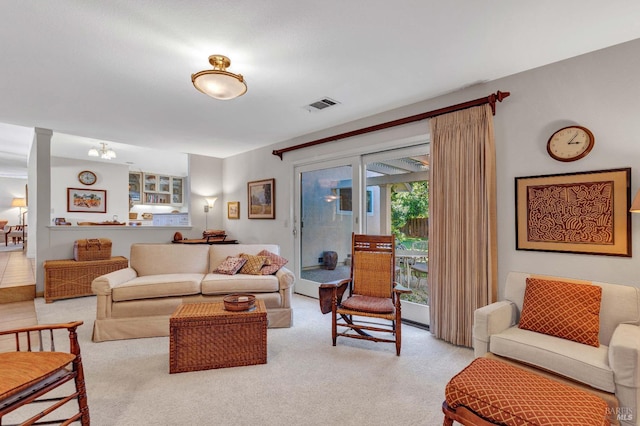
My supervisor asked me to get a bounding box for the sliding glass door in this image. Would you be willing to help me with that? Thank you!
[294,158,358,298]
[363,146,430,325]
[293,145,429,326]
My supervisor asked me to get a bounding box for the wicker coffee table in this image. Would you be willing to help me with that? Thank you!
[169,300,267,373]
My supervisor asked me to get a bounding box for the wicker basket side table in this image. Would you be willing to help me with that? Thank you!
[44,256,128,303]
[170,300,267,373]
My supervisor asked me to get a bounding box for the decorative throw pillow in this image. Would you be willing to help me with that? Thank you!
[519,277,602,347]
[238,253,268,275]
[213,256,246,275]
[258,249,289,275]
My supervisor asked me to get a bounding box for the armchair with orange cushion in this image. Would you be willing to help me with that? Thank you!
[473,272,640,426]
[0,321,90,425]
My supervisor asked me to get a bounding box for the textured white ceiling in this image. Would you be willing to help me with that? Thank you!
[1,0,640,174]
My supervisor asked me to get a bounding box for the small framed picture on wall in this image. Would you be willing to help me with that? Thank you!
[227,201,240,219]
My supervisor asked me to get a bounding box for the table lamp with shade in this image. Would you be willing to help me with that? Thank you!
[11,197,27,225]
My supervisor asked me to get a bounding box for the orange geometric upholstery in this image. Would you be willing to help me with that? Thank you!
[519,277,602,347]
[445,358,610,426]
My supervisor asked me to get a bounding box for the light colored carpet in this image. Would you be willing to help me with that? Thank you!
[8,294,474,426]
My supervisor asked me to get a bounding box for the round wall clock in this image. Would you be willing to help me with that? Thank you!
[78,170,97,185]
[546,125,595,162]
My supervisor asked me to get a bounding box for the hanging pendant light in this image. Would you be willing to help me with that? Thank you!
[88,142,116,160]
[191,55,247,100]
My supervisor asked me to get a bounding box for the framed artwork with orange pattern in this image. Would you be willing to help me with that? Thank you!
[515,168,631,256]
[67,188,107,213]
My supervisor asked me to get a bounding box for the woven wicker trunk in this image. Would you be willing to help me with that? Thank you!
[44,256,128,303]
[170,300,267,373]
[73,238,112,261]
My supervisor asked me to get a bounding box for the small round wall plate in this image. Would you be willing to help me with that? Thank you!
[78,170,97,185]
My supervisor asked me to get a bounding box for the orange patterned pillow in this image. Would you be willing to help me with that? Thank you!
[519,277,602,347]
[238,253,269,275]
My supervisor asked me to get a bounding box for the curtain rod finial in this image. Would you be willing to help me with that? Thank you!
[489,91,510,115]
[496,91,510,102]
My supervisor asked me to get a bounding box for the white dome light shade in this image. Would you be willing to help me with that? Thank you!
[88,142,116,160]
[192,55,247,100]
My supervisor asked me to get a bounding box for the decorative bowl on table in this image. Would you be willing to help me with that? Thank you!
[223,294,256,311]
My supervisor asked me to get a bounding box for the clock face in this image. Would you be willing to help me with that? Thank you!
[78,170,97,185]
[547,126,594,162]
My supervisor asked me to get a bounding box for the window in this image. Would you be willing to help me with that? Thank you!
[336,187,373,215]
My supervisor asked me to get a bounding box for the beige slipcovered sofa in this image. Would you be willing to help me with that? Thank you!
[92,243,294,342]
[473,271,640,426]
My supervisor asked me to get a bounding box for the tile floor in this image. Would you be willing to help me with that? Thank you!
[0,250,37,351]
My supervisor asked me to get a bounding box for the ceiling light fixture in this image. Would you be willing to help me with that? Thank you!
[191,55,247,100]
[88,142,116,160]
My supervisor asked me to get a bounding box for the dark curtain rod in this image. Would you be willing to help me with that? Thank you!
[272,90,510,159]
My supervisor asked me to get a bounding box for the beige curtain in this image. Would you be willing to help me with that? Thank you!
[428,104,497,347]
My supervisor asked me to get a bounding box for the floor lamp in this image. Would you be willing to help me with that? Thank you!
[11,198,26,225]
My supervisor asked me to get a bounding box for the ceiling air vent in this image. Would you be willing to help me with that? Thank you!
[305,97,340,112]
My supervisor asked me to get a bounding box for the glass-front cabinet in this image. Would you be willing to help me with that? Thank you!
[172,177,183,204]
[132,172,185,205]
[128,172,142,205]
[144,173,158,192]
[159,175,171,193]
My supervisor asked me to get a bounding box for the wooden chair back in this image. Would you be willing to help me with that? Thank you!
[350,234,395,299]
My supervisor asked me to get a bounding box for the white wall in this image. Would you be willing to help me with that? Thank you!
[187,154,224,239]
[0,176,28,226]
[50,157,130,224]
[222,38,640,296]
[33,146,194,293]
[491,38,640,292]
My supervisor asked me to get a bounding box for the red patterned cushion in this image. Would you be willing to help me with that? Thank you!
[340,295,394,314]
[213,256,246,275]
[445,358,610,426]
[519,277,602,347]
[258,250,288,275]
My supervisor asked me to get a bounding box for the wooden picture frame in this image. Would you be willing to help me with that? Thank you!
[248,178,275,219]
[67,188,107,213]
[227,201,240,219]
[515,168,631,256]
